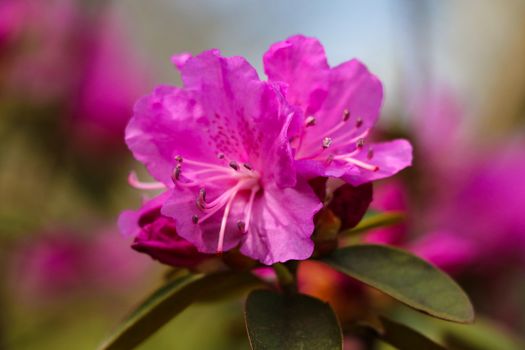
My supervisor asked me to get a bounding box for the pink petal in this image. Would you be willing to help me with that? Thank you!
[117,192,170,237]
[410,231,478,274]
[171,52,192,71]
[263,35,330,116]
[315,59,383,136]
[239,181,322,265]
[161,186,245,254]
[342,139,413,186]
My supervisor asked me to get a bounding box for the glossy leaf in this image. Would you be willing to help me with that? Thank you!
[340,211,405,237]
[379,317,446,350]
[321,244,474,323]
[245,289,342,350]
[99,271,260,350]
[442,317,525,350]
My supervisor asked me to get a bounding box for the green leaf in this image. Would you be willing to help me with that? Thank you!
[340,211,405,237]
[245,289,343,350]
[441,317,525,350]
[321,244,474,323]
[99,271,260,350]
[379,316,446,350]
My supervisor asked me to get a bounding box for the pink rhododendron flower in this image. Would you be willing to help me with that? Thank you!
[119,192,211,268]
[2,0,81,102]
[264,35,413,186]
[8,229,149,301]
[410,231,478,274]
[415,140,525,271]
[123,50,322,265]
[70,9,151,152]
[0,0,24,51]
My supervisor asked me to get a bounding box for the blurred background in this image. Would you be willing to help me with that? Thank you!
[1,0,524,349]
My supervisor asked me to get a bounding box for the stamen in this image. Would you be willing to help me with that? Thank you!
[243,186,259,232]
[367,148,374,160]
[356,117,363,128]
[345,158,379,172]
[356,138,365,149]
[237,220,246,233]
[217,153,225,159]
[298,110,356,157]
[172,164,182,182]
[199,188,207,202]
[128,171,165,190]
[173,154,261,251]
[325,129,369,153]
[217,189,238,252]
[175,155,183,163]
[343,109,351,121]
[305,116,316,127]
[322,137,333,149]
[183,158,233,172]
[196,188,207,210]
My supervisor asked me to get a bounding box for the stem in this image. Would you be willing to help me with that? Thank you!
[273,263,296,294]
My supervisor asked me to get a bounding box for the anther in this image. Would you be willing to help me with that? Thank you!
[192,215,199,224]
[322,137,333,149]
[229,161,239,171]
[325,154,334,164]
[175,155,183,163]
[237,220,246,233]
[367,148,374,160]
[199,188,207,202]
[356,138,365,149]
[356,117,363,128]
[243,163,253,171]
[196,188,207,210]
[343,109,350,121]
[305,116,316,127]
[172,164,182,181]
[217,153,225,159]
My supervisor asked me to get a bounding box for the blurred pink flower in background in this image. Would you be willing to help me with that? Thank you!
[365,88,525,274]
[0,0,24,50]
[69,9,152,153]
[1,0,151,153]
[1,0,82,102]
[8,229,150,302]
[410,139,525,273]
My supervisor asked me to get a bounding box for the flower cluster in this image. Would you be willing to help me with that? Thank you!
[120,35,413,266]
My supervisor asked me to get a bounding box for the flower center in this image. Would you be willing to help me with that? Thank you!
[172,154,261,253]
[293,109,379,172]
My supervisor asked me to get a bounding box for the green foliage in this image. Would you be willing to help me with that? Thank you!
[245,289,342,350]
[321,244,474,323]
[340,211,405,237]
[441,317,525,350]
[378,316,446,350]
[99,271,260,350]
